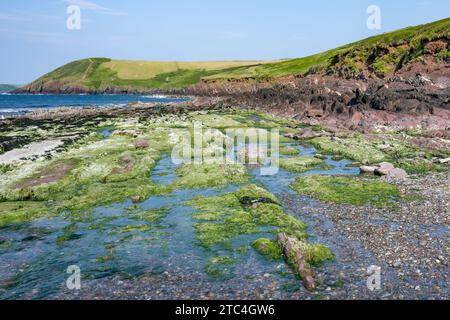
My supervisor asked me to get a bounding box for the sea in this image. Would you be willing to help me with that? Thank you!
[0,94,189,117]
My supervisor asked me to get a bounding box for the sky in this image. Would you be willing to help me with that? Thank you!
[0,0,449,84]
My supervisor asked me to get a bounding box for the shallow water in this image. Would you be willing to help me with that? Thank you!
[0,139,360,299]
[0,94,189,116]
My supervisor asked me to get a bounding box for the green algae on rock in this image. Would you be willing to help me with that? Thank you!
[308,134,448,175]
[309,136,386,164]
[0,201,51,228]
[173,163,249,189]
[290,175,401,208]
[279,146,300,156]
[129,208,170,223]
[0,124,179,219]
[188,183,311,280]
[279,156,323,173]
[188,184,308,249]
[205,256,236,280]
[252,238,283,261]
[277,232,335,291]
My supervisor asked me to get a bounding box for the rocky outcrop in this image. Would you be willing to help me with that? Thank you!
[215,66,450,132]
[375,162,396,176]
[277,233,316,291]
[382,168,408,183]
[360,162,409,182]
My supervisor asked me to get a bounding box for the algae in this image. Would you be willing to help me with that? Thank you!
[290,175,401,208]
[279,156,323,173]
[205,256,236,279]
[279,146,300,156]
[252,238,283,260]
[173,163,249,189]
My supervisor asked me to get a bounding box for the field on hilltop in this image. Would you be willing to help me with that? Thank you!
[103,60,275,80]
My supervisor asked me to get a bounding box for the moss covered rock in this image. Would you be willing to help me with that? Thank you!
[291,175,401,208]
[252,238,283,260]
[279,156,323,173]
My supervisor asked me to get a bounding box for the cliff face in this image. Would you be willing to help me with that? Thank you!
[181,58,450,133]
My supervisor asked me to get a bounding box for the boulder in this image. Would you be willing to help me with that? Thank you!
[360,165,378,174]
[375,162,395,176]
[134,139,150,150]
[381,168,408,182]
[131,196,141,203]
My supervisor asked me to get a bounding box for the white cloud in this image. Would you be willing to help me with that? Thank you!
[63,0,126,15]
[65,0,107,11]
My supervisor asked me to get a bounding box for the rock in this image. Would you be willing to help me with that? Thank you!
[131,196,141,203]
[134,139,149,149]
[361,159,369,166]
[419,240,428,247]
[277,233,316,291]
[360,165,377,174]
[379,144,392,151]
[382,168,408,182]
[375,162,395,176]
[118,154,134,165]
[285,128,321,140]
[297,128,319,140]
[439,157,450,164]
[392,259,402,268]
[115,130,139,137]
[314,154,327,160]
[239,196,279,207]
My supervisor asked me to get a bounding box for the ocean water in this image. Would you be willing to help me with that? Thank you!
[0,94,189,117]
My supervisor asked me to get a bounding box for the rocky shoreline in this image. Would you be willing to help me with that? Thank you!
[0,98,448,300]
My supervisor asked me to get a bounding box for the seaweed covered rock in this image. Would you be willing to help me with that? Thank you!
[252,238,283,261]
[290,175,401,208]
[277,233,335,291]
[239,196,279,207]
[134,139,150,149]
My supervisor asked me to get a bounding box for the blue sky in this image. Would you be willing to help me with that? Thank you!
[0,0,449,83]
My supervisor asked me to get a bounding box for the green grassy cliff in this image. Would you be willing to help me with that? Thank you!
[18,18,449,93]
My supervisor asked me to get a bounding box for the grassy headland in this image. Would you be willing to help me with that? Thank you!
[16,18,450,93]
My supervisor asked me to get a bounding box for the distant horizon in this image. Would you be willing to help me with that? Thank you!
[1,0,449,83]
